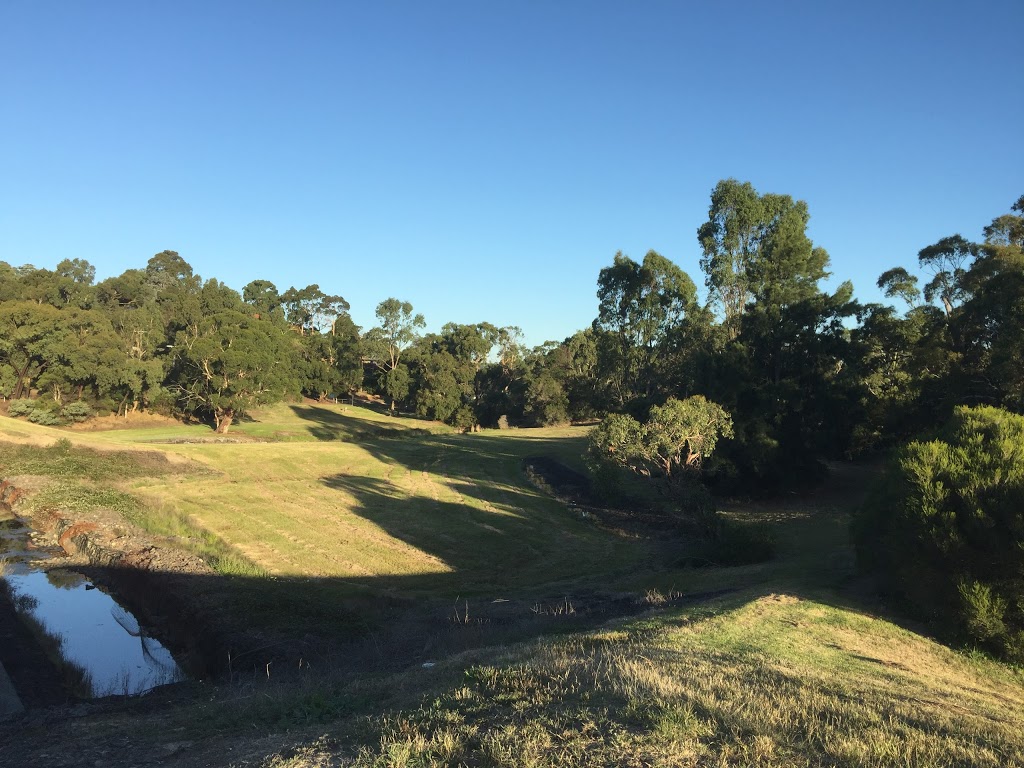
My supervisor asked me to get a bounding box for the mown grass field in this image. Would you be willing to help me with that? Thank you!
[0,402,652,594]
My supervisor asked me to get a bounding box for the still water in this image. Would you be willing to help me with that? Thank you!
[4,570,185,697]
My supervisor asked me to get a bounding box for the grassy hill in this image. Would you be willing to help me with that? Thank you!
[2,402,653,592]
[1,402,1023,767]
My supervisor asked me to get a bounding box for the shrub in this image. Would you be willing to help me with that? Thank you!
[854,405,1024,659]
[6,398,76,425]
[28,409,64,426]
[60,402,93,423]
[6,400,35,417]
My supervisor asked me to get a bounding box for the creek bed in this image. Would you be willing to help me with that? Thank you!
[1,508,188,700]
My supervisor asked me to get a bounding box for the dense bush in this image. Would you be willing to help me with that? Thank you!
[6,400,36,417]
[4,398,94,425]
[854,406,1024,659]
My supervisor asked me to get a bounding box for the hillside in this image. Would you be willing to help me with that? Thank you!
[1,403,1022,767]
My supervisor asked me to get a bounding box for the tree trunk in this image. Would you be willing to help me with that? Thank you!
[215,408,234,433]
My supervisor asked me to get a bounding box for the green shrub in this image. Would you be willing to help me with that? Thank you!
[6,398,73,425]
[60,402,93,422]
[958,581,1008,644]
[854,405,1024,659]
[6,400,35,417]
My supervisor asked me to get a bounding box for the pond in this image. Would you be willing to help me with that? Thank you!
[1,510,187,699]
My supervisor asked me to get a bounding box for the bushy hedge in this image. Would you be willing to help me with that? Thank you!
[5,398,93,425]
[854,406,1024,660]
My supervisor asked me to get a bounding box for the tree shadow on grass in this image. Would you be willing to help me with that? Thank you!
[0,451,977,768]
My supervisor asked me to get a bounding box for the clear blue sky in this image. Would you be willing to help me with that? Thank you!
[2,1,1021,346]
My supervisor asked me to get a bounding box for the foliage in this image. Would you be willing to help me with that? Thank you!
[588,396,733,534]
[363,298,425,414]
[170,310,299,432]
[854,406,1024,659]
[594,250,701,408]
[279,283,350,335]
[698,178,830,337]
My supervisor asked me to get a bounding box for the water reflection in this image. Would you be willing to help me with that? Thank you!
[4,570,185,697]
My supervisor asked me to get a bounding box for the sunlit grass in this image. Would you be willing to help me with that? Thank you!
[1,404,650,592]
[311,592,1024,768]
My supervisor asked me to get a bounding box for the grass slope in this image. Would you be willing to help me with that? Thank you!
[2,405,1023,767]
[1,403,650,593]
[304,591,1023,767]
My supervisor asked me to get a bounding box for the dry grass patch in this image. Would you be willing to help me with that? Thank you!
[312,592,1024,768]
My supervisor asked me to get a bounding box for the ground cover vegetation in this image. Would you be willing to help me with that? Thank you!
[1,184,1023,764]
[3,418,1022,766]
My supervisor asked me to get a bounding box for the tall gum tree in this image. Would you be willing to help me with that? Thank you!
[698,179,830,336]
[594,250,698,406]
[363,298,425,414]
[171,309,298,433]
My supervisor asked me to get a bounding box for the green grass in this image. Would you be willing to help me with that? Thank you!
[17,403,649,594]
[3,404,650,594]
[0,435,261,577]
[3,406,1024,767]
[258,592,1024,767]
[0,437,190,481]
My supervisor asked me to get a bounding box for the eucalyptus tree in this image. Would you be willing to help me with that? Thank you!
[918,235,980,317]
[363,298,425,414]
[698,179,830,333]
[242,279,284,322]
[0,300,63,399]
[695,180,857,487]
[280,284,350,335]
[295,314,363,402]
[170,309,299,433]
[594,250,699,408]
[407,323,496,428]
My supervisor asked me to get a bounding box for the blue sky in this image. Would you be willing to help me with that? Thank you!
[2,1,1021,346]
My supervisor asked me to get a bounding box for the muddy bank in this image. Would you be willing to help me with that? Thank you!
[0,580,68,709]
[1,477,240,686]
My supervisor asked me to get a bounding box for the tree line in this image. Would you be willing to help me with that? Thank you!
[1,181,1020,460]
[2,179,1022,656]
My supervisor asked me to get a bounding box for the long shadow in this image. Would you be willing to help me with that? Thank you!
[1,406,942,767]
[0,460,970,768]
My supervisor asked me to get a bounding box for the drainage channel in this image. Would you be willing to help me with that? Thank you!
[1,510,187,704]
